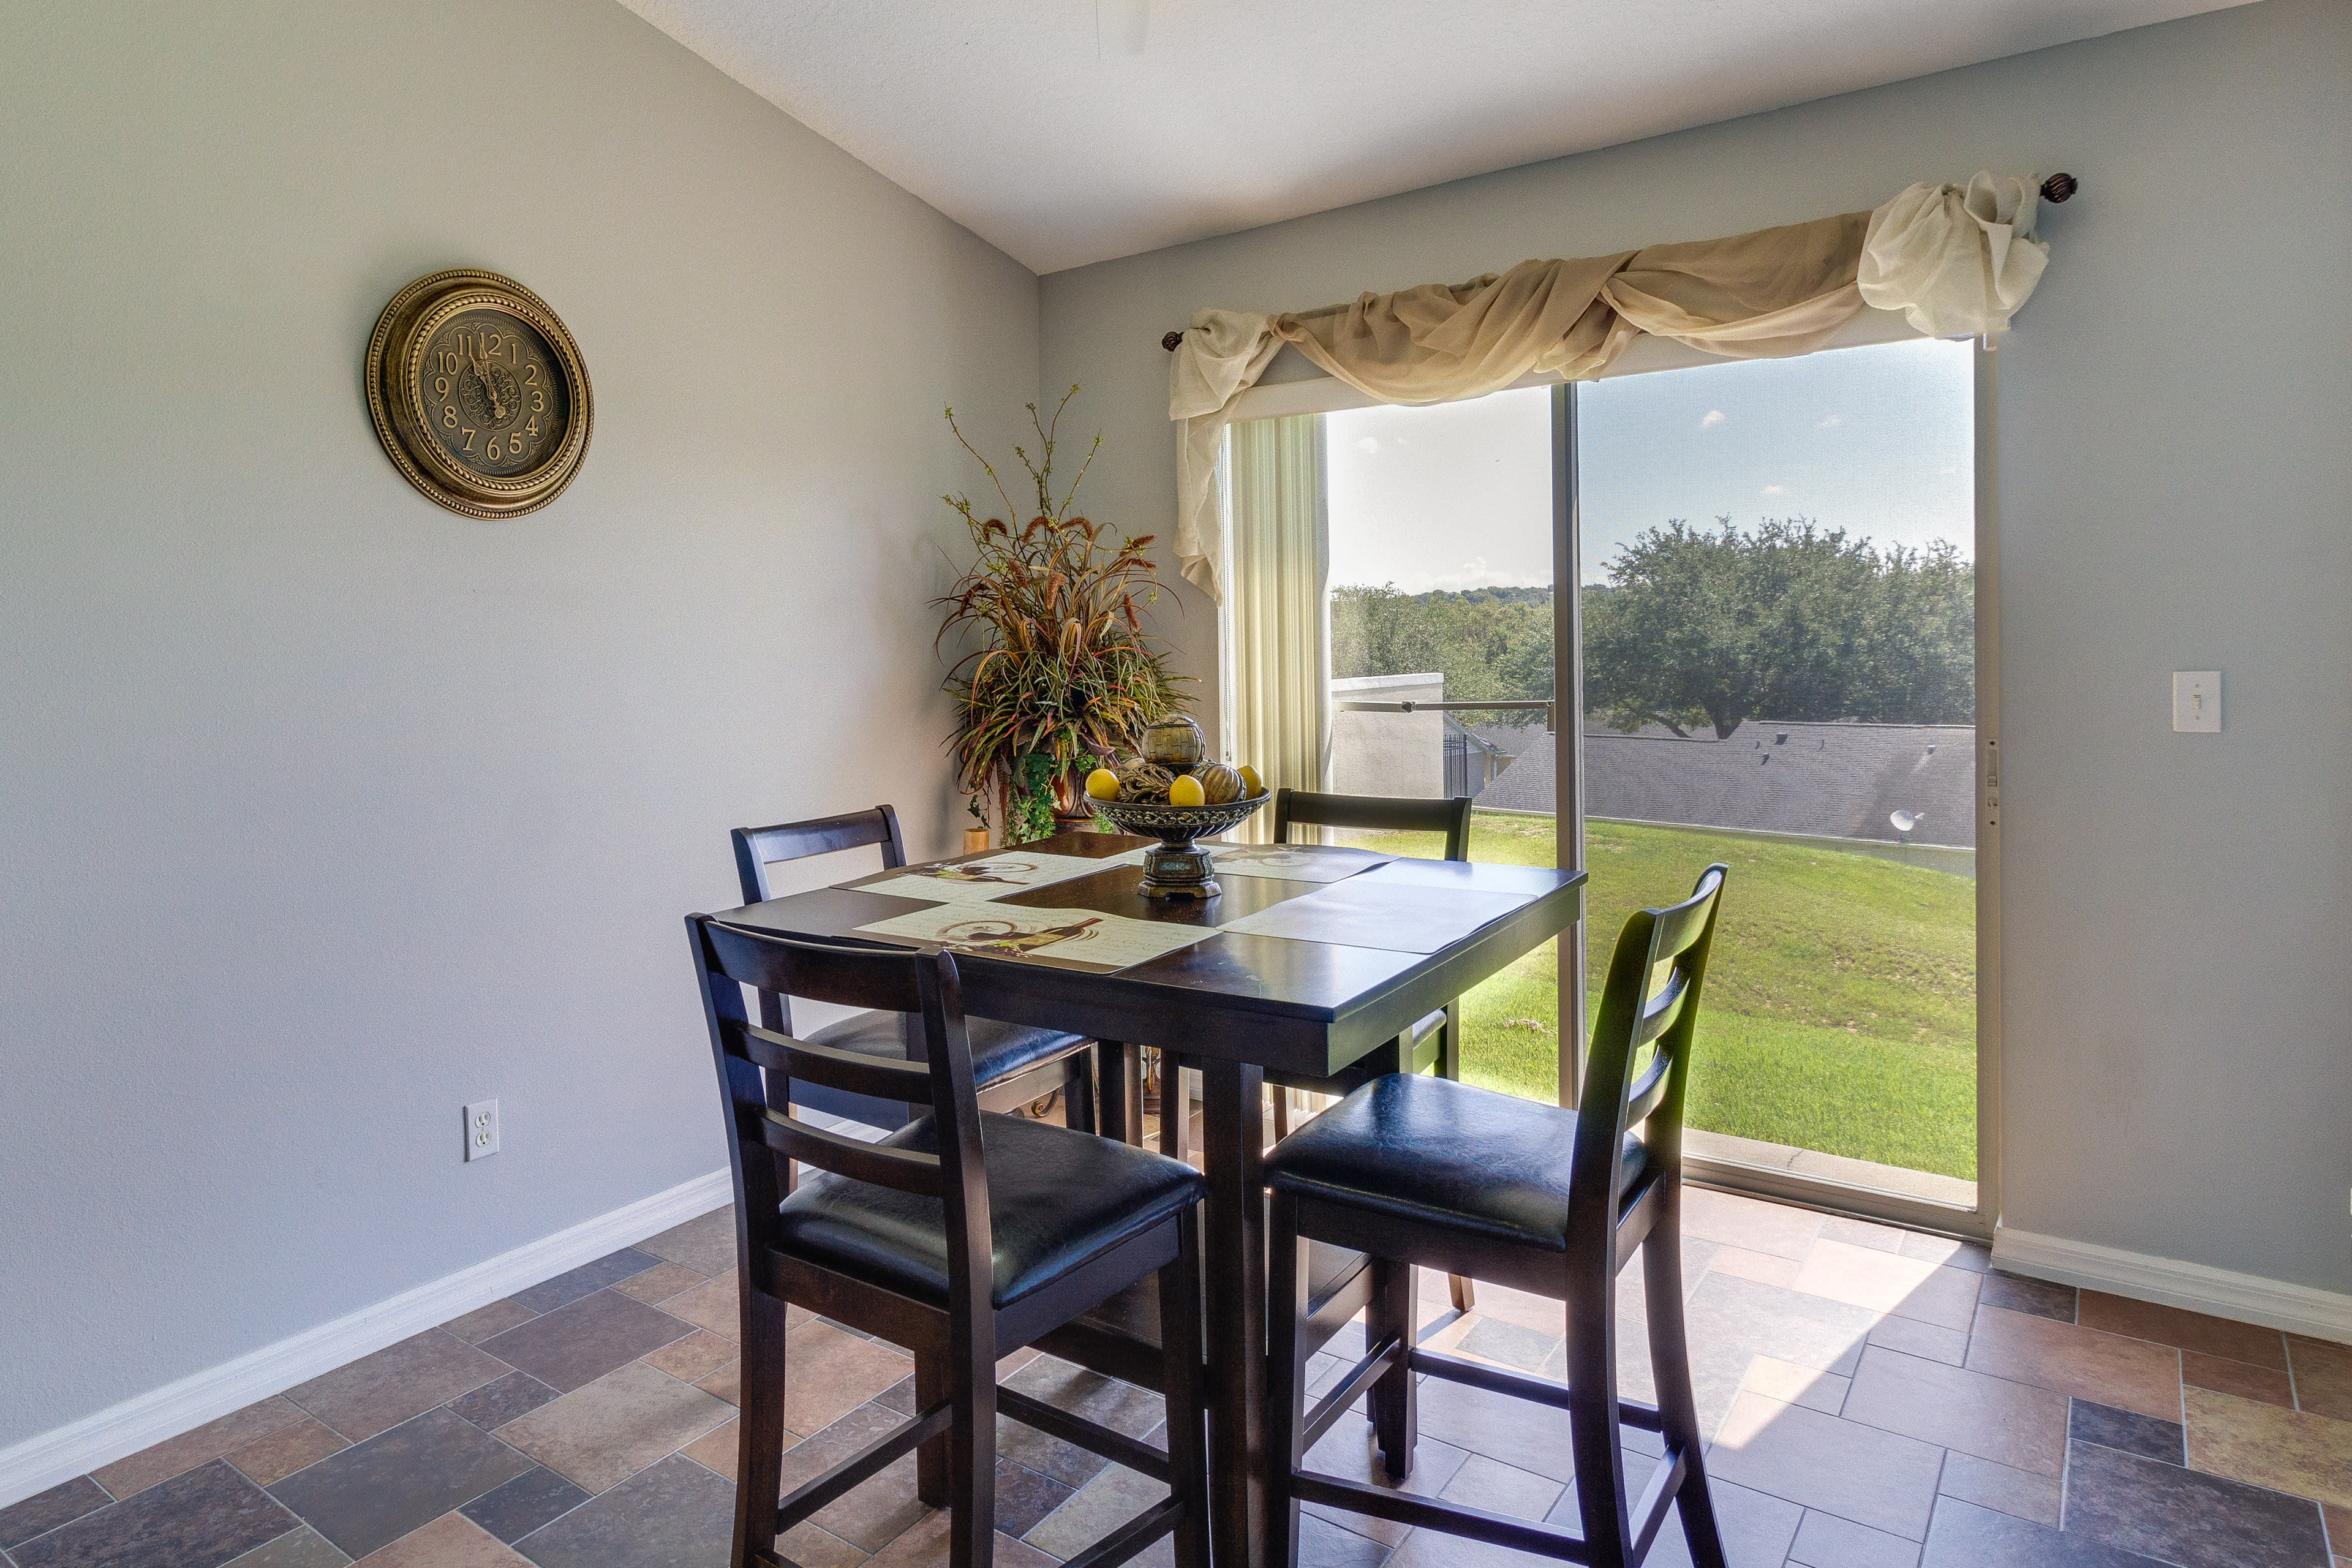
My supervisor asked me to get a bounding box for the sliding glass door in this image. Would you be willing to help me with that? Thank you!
[1232,334,1994,1232]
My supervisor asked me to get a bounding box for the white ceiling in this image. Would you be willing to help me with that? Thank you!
[617,0,2246,274]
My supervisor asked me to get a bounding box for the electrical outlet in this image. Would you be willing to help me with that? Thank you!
[464,1099,499,1161]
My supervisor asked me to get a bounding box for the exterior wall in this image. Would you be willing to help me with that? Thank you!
[1327,673,1444,799]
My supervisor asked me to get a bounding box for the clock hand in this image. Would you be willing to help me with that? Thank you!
[470,352,510,423]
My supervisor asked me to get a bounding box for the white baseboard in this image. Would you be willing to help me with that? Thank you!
[1993,1225,2352,1345]
[0,1169,733,1512]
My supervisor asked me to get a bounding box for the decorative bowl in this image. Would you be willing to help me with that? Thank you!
[1091,791,1272,900]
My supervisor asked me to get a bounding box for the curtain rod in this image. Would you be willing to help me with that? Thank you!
[1158,172,2078,351]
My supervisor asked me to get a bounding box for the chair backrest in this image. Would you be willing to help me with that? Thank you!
[685,916,990,1313]
[732,805,907,905]
[1568,864,1730,1245]
[1271,789,1474,862]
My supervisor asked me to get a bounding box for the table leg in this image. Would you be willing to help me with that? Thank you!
[1098,1041,1142,1145]
[1198,1057,1267,1568]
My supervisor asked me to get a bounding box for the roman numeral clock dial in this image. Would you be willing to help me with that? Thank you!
[366,269,592,519]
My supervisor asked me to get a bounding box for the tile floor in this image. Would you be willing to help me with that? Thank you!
[7,1188,2350,1568]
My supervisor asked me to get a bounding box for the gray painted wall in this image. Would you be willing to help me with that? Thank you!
[1039,0,2352,1294]
[0,2,1038,1447]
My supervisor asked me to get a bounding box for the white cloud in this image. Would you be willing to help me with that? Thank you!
[1700,409,1725,429]
[1385,556,1547,594]
[1355,436,1380,453]
[1817,415,1842,428]
[1761,484,1789,497]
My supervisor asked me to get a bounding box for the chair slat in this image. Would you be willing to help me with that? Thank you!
[1630,970,1689,1049]
[753,1109,942,1196]
[1646,878,1720,959]
[733,807,905,903]
[731,1020,930,1102]
[703,919,923,1014]
[1274,789,1474,861]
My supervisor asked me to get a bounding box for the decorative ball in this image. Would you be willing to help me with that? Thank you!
[1168,774,1206,808]
[1140,715,1206,770]
[1085,767,1123,802]
[1191,761,1242,805]
[1237,764,1264,798]
[1114,757,1174,804]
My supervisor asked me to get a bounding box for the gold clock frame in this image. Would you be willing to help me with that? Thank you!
[366,268,593,519]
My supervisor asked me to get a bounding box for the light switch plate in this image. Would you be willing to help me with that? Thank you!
[2173,672,2221,733]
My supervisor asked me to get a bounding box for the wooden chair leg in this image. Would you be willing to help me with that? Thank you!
[732,1291,791,1568]
[914,1353,948,1507]
[1063,1050,1097,1136]
[948,1337,998,1568]
[1643,1199,1728,1568]
[1271,1087,1290,1140]
[1159,1210,1212,1568]
[1365,1257,1416,1482]
[1448,1274,1477,1313]
[1563,1262,1632,1568]
[1266,1191,1309,1568]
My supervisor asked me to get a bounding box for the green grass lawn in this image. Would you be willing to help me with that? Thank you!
[1340,813,1979,1180]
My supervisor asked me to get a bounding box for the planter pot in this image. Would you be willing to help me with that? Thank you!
[962,827,990,854]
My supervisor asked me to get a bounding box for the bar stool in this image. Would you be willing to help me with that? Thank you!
[1264,865,1733,1568]
[687,916,1210,1568]
[733,807,1099,1136]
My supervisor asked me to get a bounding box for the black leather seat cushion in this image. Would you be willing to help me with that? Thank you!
[1264,1074,1648,1254]
[804,1009,1087,1089]
[776,1113,1205,1310]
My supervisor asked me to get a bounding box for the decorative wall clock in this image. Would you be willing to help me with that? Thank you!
[366,268,592,519]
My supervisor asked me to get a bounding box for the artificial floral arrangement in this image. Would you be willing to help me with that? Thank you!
[936,387,1187,845]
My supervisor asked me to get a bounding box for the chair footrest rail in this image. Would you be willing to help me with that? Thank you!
[777,1400,954,1529]
[1407,1346,1665,1431]
[1301,1332,1408,1453]
[995,1386,1173,1482]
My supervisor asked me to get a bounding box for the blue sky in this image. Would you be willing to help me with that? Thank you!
[1323,336,1975,590]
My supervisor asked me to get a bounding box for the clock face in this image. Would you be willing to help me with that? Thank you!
[415,310,569,478]
[366,270,592,519]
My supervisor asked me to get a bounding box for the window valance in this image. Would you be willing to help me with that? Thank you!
[1169,173,2052,600]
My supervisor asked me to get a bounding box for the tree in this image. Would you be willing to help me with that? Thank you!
[1581,518,1972,739]
[1330,584,1555,715]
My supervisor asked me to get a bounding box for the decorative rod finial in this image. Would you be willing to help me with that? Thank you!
[1161,330,1186,352]
[2041,172,2078,204]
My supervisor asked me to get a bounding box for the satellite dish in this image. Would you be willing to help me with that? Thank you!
[1890,810,1921,834]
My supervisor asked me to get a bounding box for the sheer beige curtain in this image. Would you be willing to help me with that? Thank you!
[1221,413,1327,845]
[1169,173,2052,598]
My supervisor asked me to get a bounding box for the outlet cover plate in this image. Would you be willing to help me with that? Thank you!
[465,1099,499,1161]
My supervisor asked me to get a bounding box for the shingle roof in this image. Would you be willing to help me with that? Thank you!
[1471,720,1977,848]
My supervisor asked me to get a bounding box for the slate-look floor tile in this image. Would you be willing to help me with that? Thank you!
[445,1373,563,1434]
[1789,1506,1921,1567]
[1707,1390,1943,1540]
[2068,1399,2184,1464]
[640,1331,735,1385]
[442,1301,538,1346]
[496,1362,730,1494]
[1921,1496,2158,1567]
[511,1453,733,1568]
[1937,1452,2062,1528]
[2064,1436,2330,1568]
[227,1419,352,1488]
[1978,1271,2078,1323]
[15,1461,297,1568]
[1841,1346,2068,1476]
[0,1480,110,1550]
[476,1292,690,1393]
[2182,1385,2352,1510]
[266,1409,532,1561]
[651,1273,741,1343]
[92,1399,308,1499]
[636,1209,737,1279]
[510,1251,660,1317]
[2290,1336,2352,1423]
[222,1524,352,1567]
[2077,1292,2287,1368]
[352,1511,530,1567]
[458,1470,592,1545]
[286,1333,510,1443]
[609,1262,706,1307]
[1964,1306,2183,1420]
[2182,1351,2296,1409]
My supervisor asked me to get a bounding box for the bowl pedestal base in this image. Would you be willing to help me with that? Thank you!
[1139,841,1221,901]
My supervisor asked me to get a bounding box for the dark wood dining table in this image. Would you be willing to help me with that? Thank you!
[712,828,1586,1568]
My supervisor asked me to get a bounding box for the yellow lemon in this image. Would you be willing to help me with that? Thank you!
[1085,767,1123,802]
[1237,764,1264,798]
[1167,773,1206,808]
